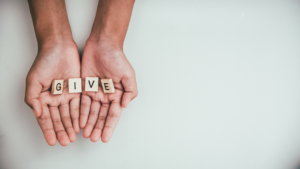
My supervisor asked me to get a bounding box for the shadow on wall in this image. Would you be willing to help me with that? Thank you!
[294,160,300,169]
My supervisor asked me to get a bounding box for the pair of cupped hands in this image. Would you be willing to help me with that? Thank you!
[25,39,138,146]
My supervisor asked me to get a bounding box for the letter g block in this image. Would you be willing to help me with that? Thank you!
[51,80,64,95]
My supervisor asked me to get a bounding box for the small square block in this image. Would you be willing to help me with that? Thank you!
[51,80,64,95]
[69,78,82,93]
[101,79,115,93]
[85,77,99,92]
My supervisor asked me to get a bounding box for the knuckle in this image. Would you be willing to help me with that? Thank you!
[61,116,71,121]
[101,103,109,108]
[90,110,98,116]
[42,128,54,134]
[71,106,79,111]
[72,117,79,121]
[53,120,62,126]
[80,113,87,117]
[60,104,68,108]
[99,115,106,121]
[87,121,95,126]
[81,102,90,107]
[52,118,61,122]
[48,106,56,111]
[65,126,73,130]
[105,125,115,130]
[108,113,119,118]
[39,115,51,120]
[56,129,65,133]
[94,126,103,130]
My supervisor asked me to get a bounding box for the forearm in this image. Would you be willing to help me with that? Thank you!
[28,0,74,48]
[88,0,135,48]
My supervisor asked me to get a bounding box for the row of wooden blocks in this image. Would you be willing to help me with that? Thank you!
[51,77,115,95]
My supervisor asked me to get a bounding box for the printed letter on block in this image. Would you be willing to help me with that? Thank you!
[69,78,82,93]
[51,80,64,95]
[85,77,99,92]
[100,78,115,93]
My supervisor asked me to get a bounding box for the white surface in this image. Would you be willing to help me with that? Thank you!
[1,0,300,169]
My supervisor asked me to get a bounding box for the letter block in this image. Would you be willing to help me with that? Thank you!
[101,79,115,93]
[69,78,82,93]
[85,77,99,92]
[51,80,64,95]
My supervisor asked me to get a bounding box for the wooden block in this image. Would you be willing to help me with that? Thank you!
[68,78,82,93]
[85,77,99,92]
[101,78,115,93]
[51,80,64,95]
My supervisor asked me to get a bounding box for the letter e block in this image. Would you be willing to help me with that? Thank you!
[69,78,82,93]
[101,79,115,93]
[51,80,64,95]
[85,77,99,92]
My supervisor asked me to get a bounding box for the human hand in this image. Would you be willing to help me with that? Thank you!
[80,40,138,143]
[25,42,81,146]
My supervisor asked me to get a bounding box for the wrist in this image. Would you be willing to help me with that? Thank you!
[86,35,123,51]
[36,32,75,49]
[87,0,134,48]
[36,31,75,50]
[38,40,78,55]
[88,31,124,49]
[32,14,74,49]
[28,0,74,50]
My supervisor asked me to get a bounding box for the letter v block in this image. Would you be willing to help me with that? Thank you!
[85,77,99,92]
[69,78,82,93]
[101,79,115,93]
[51,80,64,95]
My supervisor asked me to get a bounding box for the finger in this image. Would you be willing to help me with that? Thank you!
[101,102,122,143]
[70,97,80,134]
[49,106,70,146]
[83,101,101,138]
[90,103,110,142]
[80,94,91,129]
[37,104,56,146]
[121,75,138,108]
[25,78,42,117]
[59,103,76,142]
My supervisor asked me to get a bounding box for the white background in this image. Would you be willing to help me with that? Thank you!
[1,0,300,169]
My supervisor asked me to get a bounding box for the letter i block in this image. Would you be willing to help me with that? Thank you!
[101,79,115,93]
[51,80,64,95]
[85,77,99,92]
[69,78,82,93]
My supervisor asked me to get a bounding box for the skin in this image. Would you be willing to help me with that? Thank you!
[25,0,80,146]
[25,0,137,146]
[26,43,81,146]
[80,0,138,143]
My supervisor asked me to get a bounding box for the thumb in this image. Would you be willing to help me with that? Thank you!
[25,77,42,117]
[121,75,138,108]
